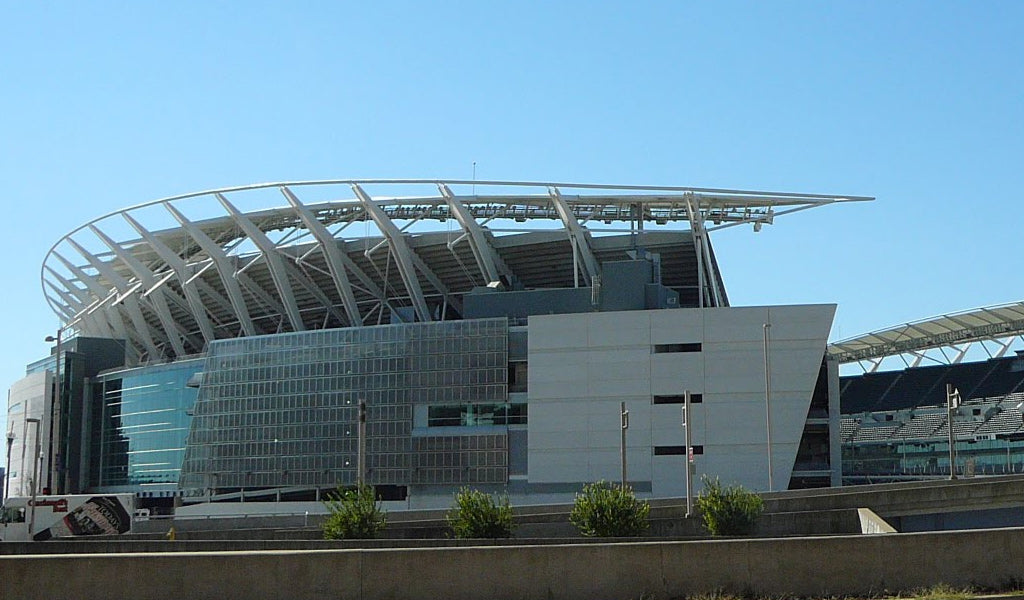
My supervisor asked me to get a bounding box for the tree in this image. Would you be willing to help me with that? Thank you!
[322,484,387,540]
[569,481,650,537]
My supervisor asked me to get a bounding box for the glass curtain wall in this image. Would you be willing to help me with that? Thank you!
[89,360,203,492]
[178,318,508,493]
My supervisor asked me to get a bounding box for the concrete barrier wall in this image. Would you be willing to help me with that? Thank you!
[5,527,1024,600]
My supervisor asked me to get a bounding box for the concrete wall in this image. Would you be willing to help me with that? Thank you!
[4,527,1024,599]
[527,305,836,495]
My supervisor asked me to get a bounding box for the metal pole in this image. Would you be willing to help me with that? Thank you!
[683,390,693,518]
[3,430,13,499]
[357,401,367,487]
[947,383,958,480]
[620,401,629,488]
[763,322,774,492]
[44,329,62,494]
[26,418,41,539]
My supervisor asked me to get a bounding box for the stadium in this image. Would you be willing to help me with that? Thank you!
[6,179,881,511]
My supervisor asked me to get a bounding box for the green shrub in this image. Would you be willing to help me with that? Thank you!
[569,480,650,537]
[447,487,516,539]
[695,475,763,536]
[322,484,387,540]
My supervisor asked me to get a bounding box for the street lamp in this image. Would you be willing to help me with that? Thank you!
[25,418,41,538]
[44,329,63,494]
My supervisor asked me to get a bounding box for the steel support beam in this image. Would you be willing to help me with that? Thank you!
[215,193,306,331]
[63,238,166,358]
[351,183,431,322]
[282,187,364,327]
[548,187,600,287]
[88,225,201,356]
[438,183,503,284]
[164,203,258,337]
[122,213,219,344]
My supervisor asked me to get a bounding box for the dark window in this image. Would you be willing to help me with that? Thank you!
[654,445,704,456]
[508,361,528,393]
[652,394,703,404]
[653,343,702,354]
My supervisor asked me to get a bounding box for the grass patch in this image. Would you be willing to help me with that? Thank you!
[910,584,973,600]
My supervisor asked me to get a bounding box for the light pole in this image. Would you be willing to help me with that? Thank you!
[763,322,774,492]
[947,384,961,480]
[357,401,366,487]
[44,329,63,494]
[3,427,13,501]
[682,390,693,518]
[25,418,41,539]
[620,401,629,488]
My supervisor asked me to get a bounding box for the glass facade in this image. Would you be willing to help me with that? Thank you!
[179,318,508,491]
[89,359,203,490]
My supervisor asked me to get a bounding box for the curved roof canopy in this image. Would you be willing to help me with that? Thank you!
[43,179,869,362]
[828,301,1024,368]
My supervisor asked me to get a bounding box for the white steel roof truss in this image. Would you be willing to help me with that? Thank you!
[122,213,218,343]
[164,202,258,337]
[352,184,431,322]
[438,184,504,284]
[548,187,600,287]
[281,186,364,326]
[216,193,306,331]
[88,225,198,356]
[51,252,138,350]
[61,240,162,358]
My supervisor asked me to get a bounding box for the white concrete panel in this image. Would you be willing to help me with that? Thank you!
[528,448,591,482]
[528,314,589,350]
[650,354,703,393]
[703,348,765,393]
[527,402,590,433]
[530,429,589,450]
[766,304,836,342]
[586,311,651,347]
[704,396,776,445]
[649,308,703,344]
[702,306,769,343]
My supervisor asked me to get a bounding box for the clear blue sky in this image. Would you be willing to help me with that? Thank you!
[2,2,1022,446]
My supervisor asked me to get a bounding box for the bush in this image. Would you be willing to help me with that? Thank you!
[322,484,387,540]
[569,481,650,537]
[447,487,516,539]
[695,475,763,536]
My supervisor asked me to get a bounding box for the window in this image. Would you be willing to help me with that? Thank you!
[508,361,528,393]
[427,403,528,427]
[652,394,702,404]
[654,445,703,456]
[653,343,702,354]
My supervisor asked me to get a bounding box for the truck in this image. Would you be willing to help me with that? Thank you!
[0,494,135,541]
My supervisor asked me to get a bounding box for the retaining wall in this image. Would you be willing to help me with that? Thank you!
[4,526,1024,600]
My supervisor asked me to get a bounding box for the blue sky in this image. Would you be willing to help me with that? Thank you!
[1,2,1022,445]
